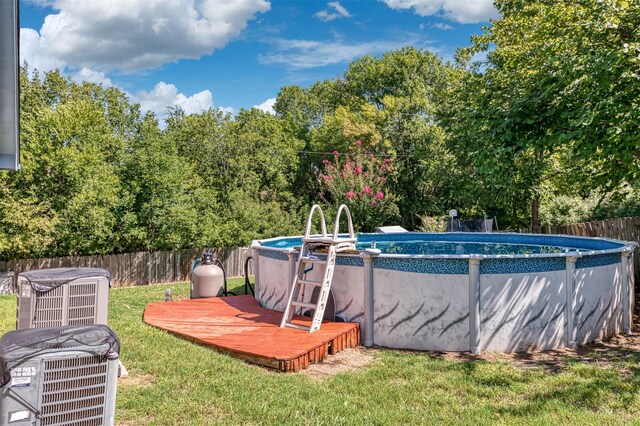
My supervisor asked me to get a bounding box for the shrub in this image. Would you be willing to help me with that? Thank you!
[416,214,447,232]
[319,140,399,232]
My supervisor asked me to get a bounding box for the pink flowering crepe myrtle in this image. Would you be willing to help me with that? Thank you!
[319,140,398,232]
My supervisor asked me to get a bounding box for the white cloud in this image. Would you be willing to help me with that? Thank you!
[217,106,236,116]
[382,0,498,24]
[20,0,271,73]
[433,22,454,30]
[259,37,432,69]
[133,82,215,120]
[72,68,113,87]
[253,98,276,114]
[314,1,351,22]
[20,28,66,73]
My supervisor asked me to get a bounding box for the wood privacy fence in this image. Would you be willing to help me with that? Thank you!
[541,217,640,284]
[0,247,253,288]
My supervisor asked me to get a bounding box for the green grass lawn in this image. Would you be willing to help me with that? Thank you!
[1,280,639,425]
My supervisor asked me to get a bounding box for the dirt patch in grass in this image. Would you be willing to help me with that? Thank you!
[117,419,156,426]
[303,347,378,379]
[118,372,157,387]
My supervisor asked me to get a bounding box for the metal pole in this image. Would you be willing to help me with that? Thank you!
[565,253,579,348]
[0,0,20,170]
[360,248,380,347]
[468,256,481,355]
[621,249,633,334]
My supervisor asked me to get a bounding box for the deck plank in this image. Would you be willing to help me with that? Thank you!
[143,295,360,372]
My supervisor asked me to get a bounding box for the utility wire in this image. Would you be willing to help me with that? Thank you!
[295,150,415,158]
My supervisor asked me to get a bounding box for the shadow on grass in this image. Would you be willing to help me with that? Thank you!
[422,310,640,377]
[494,365,640,418]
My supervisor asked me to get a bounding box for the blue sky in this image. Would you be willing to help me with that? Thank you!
[20,0,498,121]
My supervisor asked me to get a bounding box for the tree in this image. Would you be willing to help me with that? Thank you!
[2,65,313,259]
[306,48,463,227]
[117,113,206,251]
[225,108,305,202]
[164,107,306,246]
[0,185,56,259]
[218,108,306,242]
[450,0,640,228]
[164,107,231,190]
[5,68,126,256]
[274,81,349,201]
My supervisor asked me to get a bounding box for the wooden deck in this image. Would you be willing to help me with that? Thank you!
[143,295,360,372]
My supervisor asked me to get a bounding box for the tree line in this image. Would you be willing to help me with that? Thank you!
[0,0,638,260]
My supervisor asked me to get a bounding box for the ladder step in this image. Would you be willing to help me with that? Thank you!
[283,323,311,331]
[297,279,323,288]
[291,301,317,310]
[301,256,326,265]
[302,236,357,245]
[335,242,356,252]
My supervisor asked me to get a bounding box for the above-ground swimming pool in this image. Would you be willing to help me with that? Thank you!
[251,232,637,353]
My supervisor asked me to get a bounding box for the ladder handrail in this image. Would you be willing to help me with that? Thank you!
[281,204,357,333]
[304,204,328,239]
[332,204,355,241]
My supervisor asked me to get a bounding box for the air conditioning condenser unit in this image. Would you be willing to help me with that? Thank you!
[16,268,111,330]
[0,324,120,425]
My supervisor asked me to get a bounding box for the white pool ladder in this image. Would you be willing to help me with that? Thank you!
[280,204,356,333]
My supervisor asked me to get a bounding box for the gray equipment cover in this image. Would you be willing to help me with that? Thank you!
[19,267,111,292]
[0,324,120,387]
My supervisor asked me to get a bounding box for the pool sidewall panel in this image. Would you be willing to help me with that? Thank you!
[480,270,566,352]
[574,263,622,345]
[257,255,290,311]
[303,263,365,323]
[372,269,469,351]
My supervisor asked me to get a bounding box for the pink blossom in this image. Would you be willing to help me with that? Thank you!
[372,201,377,206]
[344,163,351,171]
[383,158,391,163]
[333,150,339,155]
[322,175,331,181]
[354,167,362,174]
[346,191,355,199]
[322,159,329,164]
[355,140,362,146]
[363,186,372,194]
[376,191,384,200]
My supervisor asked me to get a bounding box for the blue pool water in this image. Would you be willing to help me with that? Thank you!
[355,241,582,255]
[260,235,591,255]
